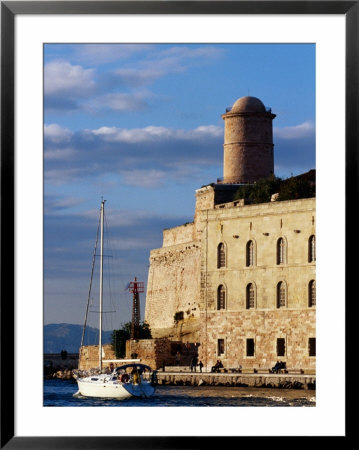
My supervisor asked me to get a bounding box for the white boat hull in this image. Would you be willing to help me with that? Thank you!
[76,375,156,399]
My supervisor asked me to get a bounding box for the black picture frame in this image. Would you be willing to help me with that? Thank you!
[1,1,354,447]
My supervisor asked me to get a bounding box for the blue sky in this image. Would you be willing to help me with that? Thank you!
[44,43,315,333]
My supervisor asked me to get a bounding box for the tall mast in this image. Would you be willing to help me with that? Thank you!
[99,199,105,371]
[80,213,101,348]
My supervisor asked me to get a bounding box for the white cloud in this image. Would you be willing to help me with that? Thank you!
[114,68,164,87]
[45,195,85,213]
[73,44,154,64]
[44,45,225,113]
[88,92,148,112]
[108,45,224,88]
[146,45,224,74]
[159,45,223,60]
[120,169,168,188]
[91,124,223,143]
[44,124,73,143]
[190,125,223,138]
[81,207,176,227]
[45,167,84,185]
[110,236,160,251]
[44,61,95,96]
[274,121,315,139]
[44,147,76,161]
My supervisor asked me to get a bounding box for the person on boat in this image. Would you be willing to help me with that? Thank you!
[132,367,140,384]
[199,361,204,373]
[117,371,130,383]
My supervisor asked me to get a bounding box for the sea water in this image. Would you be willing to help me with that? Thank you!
[44,379,315,407]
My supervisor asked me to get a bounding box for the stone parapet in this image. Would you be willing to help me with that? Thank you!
[125,338,198,370]
[163,222,195,247]
[156,372,315,390]
[145,240,201,337]
[78,344,116,371]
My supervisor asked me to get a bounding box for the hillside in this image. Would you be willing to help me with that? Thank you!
[44,323,113,354]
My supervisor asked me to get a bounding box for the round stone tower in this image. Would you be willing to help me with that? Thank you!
[221,96,276,184]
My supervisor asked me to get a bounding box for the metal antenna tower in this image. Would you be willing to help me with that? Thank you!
[128,277,144,339]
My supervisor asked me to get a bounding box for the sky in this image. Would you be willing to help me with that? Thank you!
[44,43,315,334]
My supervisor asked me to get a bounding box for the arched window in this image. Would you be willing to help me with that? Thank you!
[277,237,286,265]
[308,235,316,262]
[277,281,287,308]
[217,285,226,310]
[308,280,316,307]
[217,243,226,269]
[246,240,255,267]
[246,283,255,309]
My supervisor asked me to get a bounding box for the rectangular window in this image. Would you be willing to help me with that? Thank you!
[308,338,316,357]
[277,338,286,357]
[218,339,225,356]
[246,338,255,357]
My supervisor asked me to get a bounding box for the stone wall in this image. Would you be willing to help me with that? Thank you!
[222,110,275,183]
[44,353,79,378]
[78,340,180,371]
[44,353,79,370]
[198,197,316,310]
[198,197,316,371]
[144,187,315,372]
[194,185,240,223]
[145,241,201,339]
[126,338,184,370]
[163,222,194,247]
[156,372,316,390]
[198,309,316,371]
[78,344,116,370]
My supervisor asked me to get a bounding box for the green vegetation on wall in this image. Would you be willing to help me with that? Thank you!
[233,173,315,204]
[111,321,152,358]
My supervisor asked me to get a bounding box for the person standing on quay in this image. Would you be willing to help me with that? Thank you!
[175,351,181,366]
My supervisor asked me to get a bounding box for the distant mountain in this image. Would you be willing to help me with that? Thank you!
[44,323,113,354]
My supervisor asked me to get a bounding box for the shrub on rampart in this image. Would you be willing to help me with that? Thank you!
[233,172,315,204]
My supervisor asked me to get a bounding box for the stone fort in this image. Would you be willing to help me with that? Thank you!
[144,96,316,372]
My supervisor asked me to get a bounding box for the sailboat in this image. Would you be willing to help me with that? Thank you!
[75,200,157,399]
